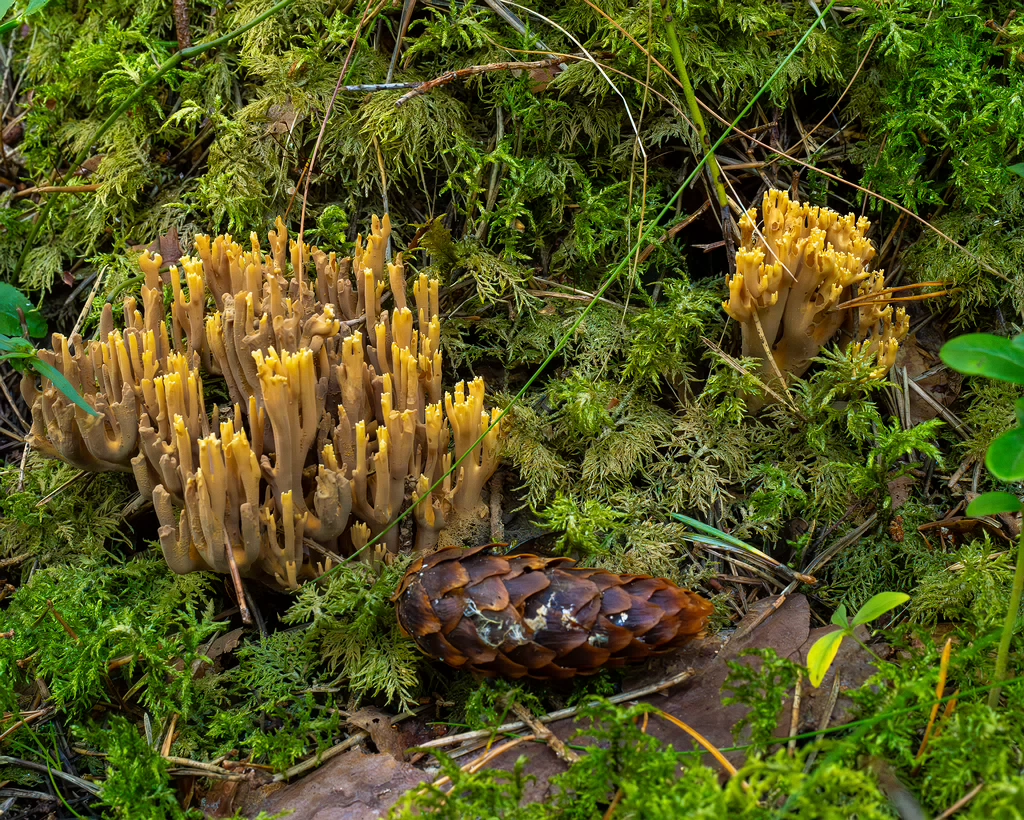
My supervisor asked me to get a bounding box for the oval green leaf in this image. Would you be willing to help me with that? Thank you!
[940,334,1024,385]
[986,426,1024,482]
[967,491,1024,517]
[851,591,910,626]
[807,630,845,688]
[0,282,47,338]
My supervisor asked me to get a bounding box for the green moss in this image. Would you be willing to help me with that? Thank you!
[0,455,135,562]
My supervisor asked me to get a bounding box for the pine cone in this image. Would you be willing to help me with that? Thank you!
[393,545,714,679]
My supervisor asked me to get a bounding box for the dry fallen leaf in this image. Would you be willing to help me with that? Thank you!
[895,336,961,425]
[247,747,427,819]
[266,99,300,136]
[348,707,407,761]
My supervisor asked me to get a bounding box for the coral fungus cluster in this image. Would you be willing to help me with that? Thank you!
[22,216,501,590]
[724,189,909,405]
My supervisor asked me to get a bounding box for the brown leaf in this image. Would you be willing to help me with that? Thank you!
[266,99,300,136]
[191,627,244,678]
[132,227,182,268]
[75,155,105,177]
[247,748,425,819]
[529,65,561,93]
[888,475,917,511]
[348,708,406,761]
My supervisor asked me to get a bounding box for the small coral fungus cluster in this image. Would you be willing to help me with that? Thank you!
[21,216,501,590]
[724,189,909,406]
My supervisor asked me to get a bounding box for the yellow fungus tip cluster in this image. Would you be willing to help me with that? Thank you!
[723,189,909,406]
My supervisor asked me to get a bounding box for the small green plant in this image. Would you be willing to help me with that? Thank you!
[88,716,203,819]
[722,648,801,750]
[0,0,52,36]
[806,592,910,687]
[940,331,1024,706]
[0,281,97,416]
[534,493,626,558]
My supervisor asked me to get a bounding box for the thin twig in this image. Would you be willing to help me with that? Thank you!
[416,668,696,751]
[164,756,235,776]
[906,379,972,440]
[638,201,711,266]
[386,0,418,84]
[935,783,985,820]
[702,336,802,417]
[395,57,572,106]
[68,263,109,340]
[791,34,877,153]
[276,732,367,782]
[0,755,100,796]
[11,184,100,199]
[34,469,86,507]
[802,673,842,773]
[275,706,427,781]
[803,514,879,576]
[509,701,579,764]
[788,670,803,756]
[0,424,25,442]
[832,281,947,310]
[0,371,28,430]
[171,0,192,50]
[16,441,29,491]
[0,552,29,569]
[0,707,54,744]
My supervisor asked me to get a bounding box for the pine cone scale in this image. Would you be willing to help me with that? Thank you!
[432,596,465,633]
[503,571,550,606]
[400,584,443,637]
[422,563,471,599]
[464,555,508,584]
[599,584,632,614]
[394,546,714,679]
[466,576,509,610]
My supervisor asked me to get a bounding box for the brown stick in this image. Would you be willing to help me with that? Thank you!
[46,600,80,642]
[0,552,29,569]
[172,0,192,50]
[11,184,100,199]
[935,783,985,820]
[225,542,252,625]
[510,701,579,764]
[395,57,572,107]
[489,472,504,542]
[415,668,695,752]
[636,201,710,265]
